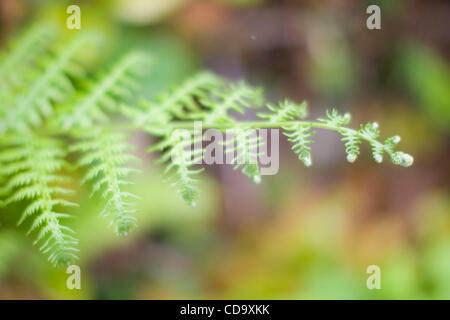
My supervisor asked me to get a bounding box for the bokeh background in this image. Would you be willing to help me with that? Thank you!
[0,0,449,299]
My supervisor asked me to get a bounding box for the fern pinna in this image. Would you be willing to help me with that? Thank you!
[0,134,78,265]
[0,24,413,266]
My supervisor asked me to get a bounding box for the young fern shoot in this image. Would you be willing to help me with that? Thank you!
[133,88,413,207]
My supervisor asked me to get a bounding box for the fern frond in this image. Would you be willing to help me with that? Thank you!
[70,129,139,236]
[158,71,225,118]
[258,99,308,122]
[0,23,416,269]
[0,24,56,92]
[151,131,204,206]
[390,151,414,167]
[0,135,78,266]
[224,128,262,183]
[128,72,224,127]
[0,33,98,133]
[358,122,383,162]
[359,122,380,140]
[283,124,315,167]
[121,99,173,136]
[57,52,151,130]
[318,108,352,127]
[382,135,413,166]
[341,130,361,163]
[195,81,263,124]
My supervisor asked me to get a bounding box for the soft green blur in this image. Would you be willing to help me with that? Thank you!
[0,0,449,299]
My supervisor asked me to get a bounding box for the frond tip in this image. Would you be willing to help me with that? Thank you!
[260,104,413,168]
[391,151,414,167]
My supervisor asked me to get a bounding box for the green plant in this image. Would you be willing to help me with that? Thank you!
[0,25,413,266]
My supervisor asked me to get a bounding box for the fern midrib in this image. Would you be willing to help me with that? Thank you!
[33,149,65,246]
[45,118,391,157]
[136,120,389,156]
[105,159,124,216]
[37,174,64,244]
[100,140,128,224]
[270,106,298,123]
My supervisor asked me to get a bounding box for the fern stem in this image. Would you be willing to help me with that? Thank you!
[140,120,389,156]
[42,120,390,156]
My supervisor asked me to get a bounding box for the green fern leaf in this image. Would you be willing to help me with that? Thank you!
[128,72,224,127]
[57,51,151,130]
[195,81,263,124]
[151,131,204,206]
[70,129,139,236]
[121,99,173,136]
[0,24,56,92]
[318,108,352,127]
[224,128,262,183]
[283,124,315,167]
[0,135,78,266]
[258,99,308,122]
[0,33,98,133]
[0,21,416,269]
[341,130,361,163]
[359,122,383,162]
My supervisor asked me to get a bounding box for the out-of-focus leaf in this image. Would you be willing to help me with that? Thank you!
[114,0,191,25]
[0,231,22,279]
[396,42,450,130]
[305,15,358,100]
[111,29,198,100]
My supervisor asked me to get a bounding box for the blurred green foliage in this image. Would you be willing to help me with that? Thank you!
[396,42,450,131]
